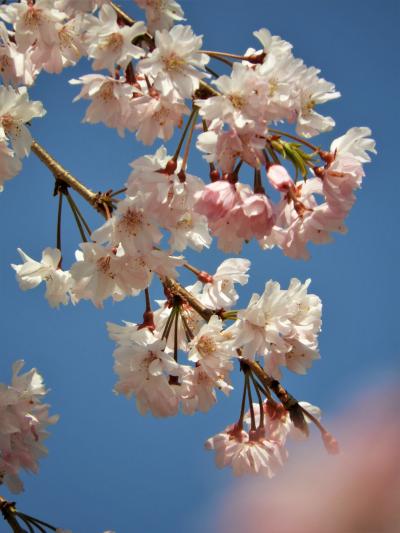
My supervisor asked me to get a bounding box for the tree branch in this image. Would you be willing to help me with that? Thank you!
[0,497,24,533]
[31,140,97,207]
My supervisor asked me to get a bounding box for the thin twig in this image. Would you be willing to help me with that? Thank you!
[31,140,98,208]
[65,191,88,243]
[56,189,63,252]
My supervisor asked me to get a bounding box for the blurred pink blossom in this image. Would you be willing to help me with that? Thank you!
[215,386,400,533]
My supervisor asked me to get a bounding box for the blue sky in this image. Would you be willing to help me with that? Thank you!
[0,0,399,532]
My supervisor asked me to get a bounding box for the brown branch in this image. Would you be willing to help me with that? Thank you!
[163,276,214,322]
[31,140,115,217]
[0,497,23,533]
[110,1,136,25]
[243,359,308,434]
[30,134,310,438]
[31,140,97,206]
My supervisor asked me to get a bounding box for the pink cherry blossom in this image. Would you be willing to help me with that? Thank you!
[194,180,238,223]
[205,424,284,477]
[267,164,294,191]
[0,360,58,493]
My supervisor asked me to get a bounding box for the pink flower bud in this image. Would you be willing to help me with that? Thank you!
[267,164,294,191]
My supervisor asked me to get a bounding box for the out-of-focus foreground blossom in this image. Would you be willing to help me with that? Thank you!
[214,385,400,533]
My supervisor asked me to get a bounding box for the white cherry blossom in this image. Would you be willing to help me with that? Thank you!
[12,248,72,308]
[0,85,45,158]
[196,63,263,130]
[70,74,135,137]
[188,315,234,380]
[228,278,322,379]
[139,24,209,98]
[111,326,181,417]
[91,194,162,254]
[205,424,284,477]
[0,141,21,191]
[201,258,251,309]
[0,0,67,53]
[135,0,185,32]
[86,5,145,73]
[0,22,37,86]
[134,89,190,145]
[179,366,232,415]
[294,66,340,138]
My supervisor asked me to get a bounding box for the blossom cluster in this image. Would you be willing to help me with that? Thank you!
[206,400,320,477]
[0,0,374,492]
[105,262,327,476]
[0,0,376,259]
[0,360,58,493]
[0,85,45,190]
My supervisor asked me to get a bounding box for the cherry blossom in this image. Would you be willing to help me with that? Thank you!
[267,164,294,192]
[228,278,321,379]
[134,89,190,145]
[205,424,284,477]
[0,0,67,53]
[261,178,348,260]
[135,0,185,32]
[0,22,37,86]
[0,0,377,498]
[111,325,181,417]
[201,258,251,310]
[0,360,58,493]
[196,124,266,173]
[0,141,21,191]
[86,5,145,73]
[31,16,88,73]
[0,85,45,158]
[179,365,232,415]
[54,0,108,16]
[294,66,340,138]
[319,127,376,217]
[196,181,275,253]
[70,74,135,137]
[138,24,209,98]
[197,63,264,130]
[12,248,73,308]
[187,315,234,380]
[244,400,321,444]
[91,194,162,254]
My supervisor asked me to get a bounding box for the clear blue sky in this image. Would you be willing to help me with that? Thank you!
[0,1,399,532]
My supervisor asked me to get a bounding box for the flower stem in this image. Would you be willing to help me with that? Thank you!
[268,128,319,152]
[179,307,194,342]
[19,512,57,531]
[68,192,92,236]
[250,372,265,428]
[162,306,179,341]
[204,65,220,78]
[243,359,308,435]
[110,187,127,197]
[246,377,256,431]
[56,188,63,252]
[65,191,88,243]
[173,309,179,362]
[181,107,199,171]
[238,372,249,429]
[173,108,197,162]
